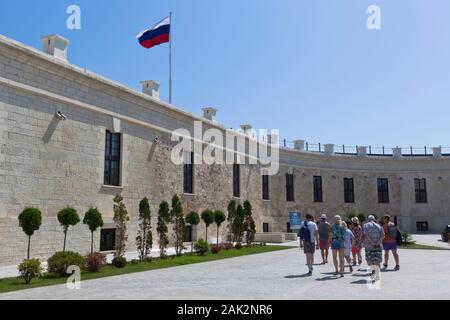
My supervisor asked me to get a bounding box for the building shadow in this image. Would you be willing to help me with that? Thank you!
[42,116,59,144]
[284,273,312,279]
[147,142,157,162]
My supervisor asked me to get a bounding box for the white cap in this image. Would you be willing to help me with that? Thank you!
[368,215,376,221]
[321,214,327,219]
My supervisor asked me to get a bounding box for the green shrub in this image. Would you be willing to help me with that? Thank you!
[84,252,107,272]
[401,232,415,245]
[357,213,367,223]
[57,207,80,252]
[18,207,42,259]
[18,259,43,284]
[194,239,209,256]
[131,259,140,265]
[112,256,127,268]
[48,251,85,277]
[235,243,243,250]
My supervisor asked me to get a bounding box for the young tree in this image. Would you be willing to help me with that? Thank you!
[243,200,256,247]
[83,207,104,254]
[157,201,170,257]
[18,207,42,259]
[186,211,200,252]
[201,210,215,242]
[227,200,237,242]
[136,197,153,260]
[113,194,129,258]
[231,205,245,244]
[214,211,226,246]
[171,195,185,256]
[57,207,80,252]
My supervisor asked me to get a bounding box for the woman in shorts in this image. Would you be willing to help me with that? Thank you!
[331,215,346,277]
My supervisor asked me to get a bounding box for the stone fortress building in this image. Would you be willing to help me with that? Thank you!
[0,34,449,266]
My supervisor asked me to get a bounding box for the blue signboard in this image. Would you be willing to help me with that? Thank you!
[290,211,302,230]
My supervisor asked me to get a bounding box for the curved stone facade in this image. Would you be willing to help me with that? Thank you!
[0,34,449,266]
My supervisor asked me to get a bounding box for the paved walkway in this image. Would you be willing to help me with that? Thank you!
[1,246,449,300]
[412,234,449,249]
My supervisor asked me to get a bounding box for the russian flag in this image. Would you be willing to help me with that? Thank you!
[137,16,171,49]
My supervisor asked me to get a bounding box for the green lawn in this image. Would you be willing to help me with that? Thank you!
[399,243,450,250]
[0,245,292,294]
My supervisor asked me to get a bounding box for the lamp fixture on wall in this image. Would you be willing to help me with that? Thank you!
[55,111,67,121]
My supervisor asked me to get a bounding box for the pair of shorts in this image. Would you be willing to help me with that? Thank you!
[303,241,316,254]
[365,247,382,263]
[351,246,361,255]
[331,239,344,250]
[319,240,329,250]
[383,242,398,251]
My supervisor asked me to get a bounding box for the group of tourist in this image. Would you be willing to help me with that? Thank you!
[299,213,401,279]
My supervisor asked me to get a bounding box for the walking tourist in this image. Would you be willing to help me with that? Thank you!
[331,215,346,277]
[382,215,400,271]
[363,215,384,281]
[299,214,319,276]
[343,221,355,273]
[350,217,363,266]
[318,214,331,264]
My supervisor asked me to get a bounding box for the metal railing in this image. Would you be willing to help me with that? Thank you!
[278,139,450,157]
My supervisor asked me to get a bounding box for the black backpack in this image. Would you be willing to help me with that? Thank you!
[299,221,311,242]
[396,227,403,245]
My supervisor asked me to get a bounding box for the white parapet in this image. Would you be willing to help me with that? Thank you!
[293,140,305,151]
[324,144,335,155]
[41,34,70,62]
[202,107,218,122]
[141,80,160,100]
[357,146,368,157]
[433,147,442,159]
[392,147,402,159]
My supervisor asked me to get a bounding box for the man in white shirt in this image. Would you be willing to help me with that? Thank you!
[300,214,319,275]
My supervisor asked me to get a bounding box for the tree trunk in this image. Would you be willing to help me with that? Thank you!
[63,229,67,252]
[27,236,31,260]
[205,226,208,243]
[217,226,219,246]
[191,227,194,253]
[91,231,94,254]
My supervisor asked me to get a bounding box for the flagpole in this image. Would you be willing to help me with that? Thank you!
[169,12,173,104]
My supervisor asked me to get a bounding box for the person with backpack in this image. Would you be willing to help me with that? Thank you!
[299,214,319,276]
[382,215,400,271]
[331,215,346,277]
[318,214,331,264]
[363,215,384,281]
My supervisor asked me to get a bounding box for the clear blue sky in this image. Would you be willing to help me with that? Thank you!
[1,0,449,148]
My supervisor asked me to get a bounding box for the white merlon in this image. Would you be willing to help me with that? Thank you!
[433,147,442,159]
[41,34,70,62]
[268,133,279,145]
[293,140,305,151]
[202,107,218,122]
[357,146,368,157]
[324,144,335,155]
[141,80,160,100]
[112,117,121,133]
[393,147,402,159]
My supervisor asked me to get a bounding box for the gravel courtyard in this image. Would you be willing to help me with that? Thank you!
[0,246,449,300]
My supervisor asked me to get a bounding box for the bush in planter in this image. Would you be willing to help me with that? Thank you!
[48,251,85,277]
[18,259,43,284]
[84,252,107,272]
[210,244,221,254]
[235,243,243,250]
[194,239,209,256]
[112,256,127,268]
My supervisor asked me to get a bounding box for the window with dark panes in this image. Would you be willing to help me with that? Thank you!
[344,178,355,203]
[262,175,269,200]
[233,163,240,198]
[286,173,294,202]
[313,176,323,203]
[415,178,427,203]
[104,131,121,186]
[377,178,389,203]
[263,223,269,233]
[183,152,194,194]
